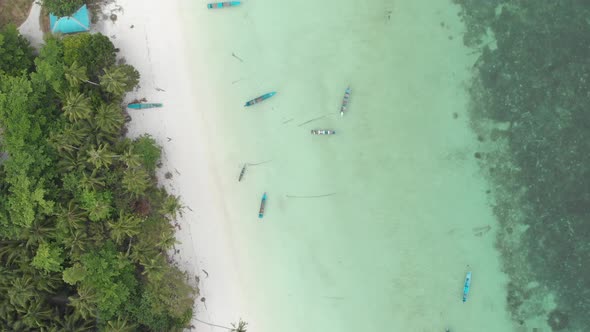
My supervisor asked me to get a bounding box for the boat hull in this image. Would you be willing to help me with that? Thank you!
[127,103,163,109]
[311,129,336,135]
[340,87,351,116]
[207,1,241,9]
[258,192,267,218]
[462,271,472,302]
[245,92,276,107]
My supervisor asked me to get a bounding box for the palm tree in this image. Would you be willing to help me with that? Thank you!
[107,212,142,244]
[62,91,92,122]
[94,103,125,135]
[61,123,89,148]
[106,315,137,332]
[156,225,178,250]
[122,168,150,198]
[58,151,86,173]
[79,170,106,191]
[159,194,184,219]
[8,276,36,309]
[231,319,248,332]
[86,144,116,169]
[62,229,88,258]
[39,322,61,332]
[56,312,94,332]
[68,285,97,320]
[0,240,28,267]
[0,297,17,329]
[48,131,77,154]
[87,221,108,245]
[119,146,141,168]
[83,193,111,222]
[140,254,167,281]
[21,218,56,248]
[19,299,53,329]
[56,200,87,231]
[99,66,128,96]
[128,238,159,264]
[64,61,99,88]
[33,271,63,294]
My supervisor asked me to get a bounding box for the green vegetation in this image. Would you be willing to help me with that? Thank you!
[42,0,85,17]
[455,0,590,330]
[0,28,195,330]
[0,24,34,76]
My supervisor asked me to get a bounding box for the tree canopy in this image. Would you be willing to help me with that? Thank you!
[0,30,195,331]
[0,24,34,76]
[63,33,117,80]
[42,0,86,17]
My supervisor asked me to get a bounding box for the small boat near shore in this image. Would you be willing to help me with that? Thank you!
[238,164,247,182]
[462,271,472,302]
[127,103,163,109]
[207,1,241,9]
[340,86,351,117]
[245,92,276,107]
[258,192,267,219]
[311,129,336,135]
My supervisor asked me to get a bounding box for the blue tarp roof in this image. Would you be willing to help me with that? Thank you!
[49,5,90,34]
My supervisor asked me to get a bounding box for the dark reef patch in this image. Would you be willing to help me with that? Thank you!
[547,310,569,331]
[455,0,590,330]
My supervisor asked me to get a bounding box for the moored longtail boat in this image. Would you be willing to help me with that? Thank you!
[258,192,267,219]
[207,1,241,9]
[127,103,163,109]
[244,91,276,107]
[462,271,472,303]
[311,129,336,135]
[238,164,247,182]
[340,87,351,117]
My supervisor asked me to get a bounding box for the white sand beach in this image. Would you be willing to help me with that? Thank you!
[89,0,250,330]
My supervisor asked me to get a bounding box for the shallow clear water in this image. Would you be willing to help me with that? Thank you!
[181,1,516,331]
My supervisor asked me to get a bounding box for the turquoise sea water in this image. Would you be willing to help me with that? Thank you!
[181,1,518,331]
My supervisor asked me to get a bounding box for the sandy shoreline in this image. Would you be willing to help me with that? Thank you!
[94,1,250,329]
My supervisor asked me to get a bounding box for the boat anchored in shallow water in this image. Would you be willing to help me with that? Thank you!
[311,129,336,135]
[244,92,276,107]
[127,103,163,109]
[258,192,267,219]
[462,271,472,302]
[207,1,241,9]
[340,86,351,117]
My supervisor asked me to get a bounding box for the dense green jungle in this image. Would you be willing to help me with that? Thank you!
[455,1,590,331]
[0,25,195,331]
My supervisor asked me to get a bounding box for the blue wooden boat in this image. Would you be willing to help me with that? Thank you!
[340,87,351,117]
[311,129,336,135]
[258,192,267,219]
[462,271,472,302]
[127,103,163,109]
[245,92,276,107]
[207,1,241,9]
